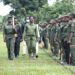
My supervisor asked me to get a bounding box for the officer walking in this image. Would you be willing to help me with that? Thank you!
[23,16,38,59]
[3,16,16,60]
[14,17,22,58]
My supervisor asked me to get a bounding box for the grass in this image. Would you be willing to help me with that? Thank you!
[0,32,75,75]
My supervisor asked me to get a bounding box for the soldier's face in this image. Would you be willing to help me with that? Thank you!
[8,18,12,24]
[29,17,34,23]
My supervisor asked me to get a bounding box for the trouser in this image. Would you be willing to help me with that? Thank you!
[70,38,75,65]
[61,40,70,64]
[26,36,36,57]
[53,43,59,56]
[14,37,20,57]
[43,37,48,49]
[6,38,15,60]
[70,47,75,65]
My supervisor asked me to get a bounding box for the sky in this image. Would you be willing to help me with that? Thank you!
[0,0,56,16]
[0,2,12,16]
[48,0,56,6]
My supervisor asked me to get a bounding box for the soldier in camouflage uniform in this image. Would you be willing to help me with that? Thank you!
[60,16,71,64]
[43,23,49,49]
[49,20,59,56]
[3,16,16,60]
[23,16,38,59]
[14,17,22,58]
[53,20,60,57]
[69,14,75,65]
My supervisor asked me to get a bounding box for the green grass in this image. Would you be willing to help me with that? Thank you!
[0,32,75,75]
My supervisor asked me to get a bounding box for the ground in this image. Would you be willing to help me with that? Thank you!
[0,32,75,75]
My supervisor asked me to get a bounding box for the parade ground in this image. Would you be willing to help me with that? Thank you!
[0,32,75,75]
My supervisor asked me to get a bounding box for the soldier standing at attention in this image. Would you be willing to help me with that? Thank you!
[23,16,38,59]
[60,16,71,64]
[69,14,75,65]
[43,23,49,49]
[3,16,16,60]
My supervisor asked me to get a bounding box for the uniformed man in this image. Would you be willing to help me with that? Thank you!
[43,23,49,49]
[22,17,29,55]
[69,13,75,65]
[60,16,71,64]
[23,16,38,59]
[53,20,60,57]
[49,20,58,56]
[14,17,22,58]
[3,16,16,60]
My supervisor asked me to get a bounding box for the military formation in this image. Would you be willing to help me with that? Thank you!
[39,13,75,66]
[3,13,75,66]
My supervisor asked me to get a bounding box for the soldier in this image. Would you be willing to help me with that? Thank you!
[53,20,60,57]
[60,16,71,64]
[49,20,58,56]
[22,17,29,55]
[48,20,53,52]
[69,13,75,65]
[43,22,49,49]
[14,17,22,58]
[23,16,38,59]
[3,16,16,60]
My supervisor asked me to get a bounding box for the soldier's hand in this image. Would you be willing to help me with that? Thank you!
[14,34,17,37]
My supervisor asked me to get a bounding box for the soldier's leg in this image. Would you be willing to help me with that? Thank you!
[10,38,15,60]
[14,38,20,57]
[71,47,75,65]
[65,43,70,64]
[50,39,54,55]
[54,43,59,56]
[6,39,11,59]
[32,39,36,57]
[45,38,48,49]
[42,36,46,48]
[26,39,32,57]
[60,40,66,63]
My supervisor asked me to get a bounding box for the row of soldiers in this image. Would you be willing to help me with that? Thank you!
[40,13,75,65]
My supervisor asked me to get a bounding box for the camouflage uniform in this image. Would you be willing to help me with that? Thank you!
[23,23,38,58]
[60,21,71,63]
[70,19,75,65]
[3,17,16,60]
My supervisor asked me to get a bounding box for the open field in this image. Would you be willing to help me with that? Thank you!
[0,32,75,75]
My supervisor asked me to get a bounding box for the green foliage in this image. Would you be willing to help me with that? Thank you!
[2,0,75,22]
[36,0,75,22]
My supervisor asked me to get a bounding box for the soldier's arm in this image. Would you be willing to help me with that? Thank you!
[54,26,58,42]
